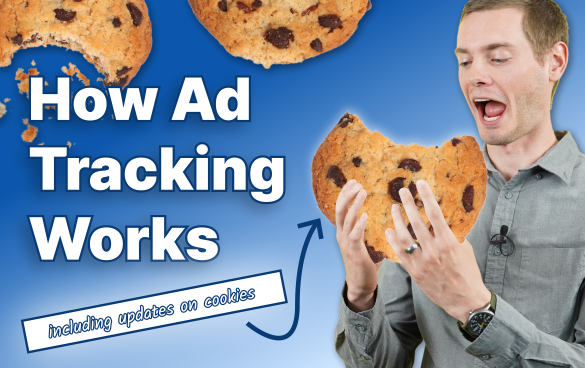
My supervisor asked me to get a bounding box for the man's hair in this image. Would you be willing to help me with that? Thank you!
[461,0,568,107]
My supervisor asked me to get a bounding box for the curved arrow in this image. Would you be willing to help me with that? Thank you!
[246,218,323,341]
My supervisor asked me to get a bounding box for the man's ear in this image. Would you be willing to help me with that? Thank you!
[549,41,568,82]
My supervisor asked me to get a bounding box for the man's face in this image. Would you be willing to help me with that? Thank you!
[456,8,551,146]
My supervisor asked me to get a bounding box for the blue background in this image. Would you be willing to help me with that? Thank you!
[1,0,583,366]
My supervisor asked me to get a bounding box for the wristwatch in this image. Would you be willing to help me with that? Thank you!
[457,291,497,342]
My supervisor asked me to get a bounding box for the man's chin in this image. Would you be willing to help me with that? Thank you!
[479,131,517,146]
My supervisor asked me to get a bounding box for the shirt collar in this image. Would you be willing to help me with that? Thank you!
[481,131,580,185]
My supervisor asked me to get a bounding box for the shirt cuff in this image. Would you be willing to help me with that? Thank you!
[465,294,534,367]
[339,282,385,350]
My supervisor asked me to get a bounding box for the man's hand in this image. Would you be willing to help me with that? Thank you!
[385,180,491,323]
[336,179,380,313]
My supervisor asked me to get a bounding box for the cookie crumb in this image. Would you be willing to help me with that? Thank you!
[31,60,36,66]
[67,141,72,148]
[62,63,90,86]
[23,118,29,125]
[39,142,44,145]
[0,102,6,118]
[45,81,48,86]
[15,68,40,98]
[22,124,38,142]
[45,105,56,110]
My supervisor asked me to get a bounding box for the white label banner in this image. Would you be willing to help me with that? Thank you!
[22,271,287,352]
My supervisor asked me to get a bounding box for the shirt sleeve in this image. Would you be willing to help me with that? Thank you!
[465,282,585,367]
[335,260,423,368]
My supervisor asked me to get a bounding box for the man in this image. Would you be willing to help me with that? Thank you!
[335,0,585,367]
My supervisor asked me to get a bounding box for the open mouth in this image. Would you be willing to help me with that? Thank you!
[473,98,507,123]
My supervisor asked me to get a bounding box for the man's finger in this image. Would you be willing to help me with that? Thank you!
[348,213,368,253]
[416,180,449,238]
[335,179,358,230]
[390,203,420,255]
[343,188,367,239]
[385,228,412,269]
[398,187,432,244]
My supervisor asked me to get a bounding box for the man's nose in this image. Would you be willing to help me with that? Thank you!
[466,62,492,87]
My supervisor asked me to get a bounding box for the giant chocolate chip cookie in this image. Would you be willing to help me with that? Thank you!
[0,0,152,87]
[188,0,371,68]
[312,113,487,263]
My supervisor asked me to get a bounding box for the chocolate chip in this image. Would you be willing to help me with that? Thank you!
[408,181,418,198]
[389,178,405,203]
[407,223,417,240]
[327,166,347,188]
[452,138,462,146]
[302,4,318,16]
[116,66,132,76]
[429,225,434,236]
[290,8,296,14]
[252,0,262,9]
[319,14,342,29]
[112,17,121,27]
[415,199,424,209]
[462,185,474,212]
[104,76,129,87]
[237,2,251,13]
[23,33,41,45]
[310,38,323,52]
[54,9,76,22]
[57,40,69,45]
[218,0,228,12]
[352,157,362,167]
[365,241,385,263]
[11,34,23,45]
[446,172,450,178]
[264,27,294,49]
[127,3,143,26]
[398,159,421,172]
[338,112,353,128]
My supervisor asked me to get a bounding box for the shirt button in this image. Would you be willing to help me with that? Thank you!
[481,354,491,360]
[494,248,502,256]
[356,324,366,332]
[505,192,513,199]
[535,174,542,180]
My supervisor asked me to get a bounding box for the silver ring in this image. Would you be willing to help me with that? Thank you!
[404,242,419,254]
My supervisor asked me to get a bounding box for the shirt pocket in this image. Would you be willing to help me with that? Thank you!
[516,247,585,334]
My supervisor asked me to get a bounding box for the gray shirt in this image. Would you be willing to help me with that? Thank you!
[335,131,585,368]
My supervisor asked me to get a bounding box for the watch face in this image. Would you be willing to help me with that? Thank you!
[468,312,494,336]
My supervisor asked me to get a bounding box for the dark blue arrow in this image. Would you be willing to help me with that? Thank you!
[246,219,324,341]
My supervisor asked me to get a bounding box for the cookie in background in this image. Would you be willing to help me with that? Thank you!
[189,0,371,68]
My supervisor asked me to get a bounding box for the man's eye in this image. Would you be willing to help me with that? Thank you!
[493,58,509,64]
[459,61,470,67]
